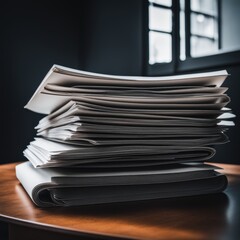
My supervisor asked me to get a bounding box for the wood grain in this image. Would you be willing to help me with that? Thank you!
[0,161,240,240]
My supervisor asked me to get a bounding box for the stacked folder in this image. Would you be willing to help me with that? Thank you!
[16,65,235,207]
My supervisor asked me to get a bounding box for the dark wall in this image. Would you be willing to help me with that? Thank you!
[2,1,82,164]
[81,0,143,75]
[1,0,239,166]
[221,0,240,51]
[2,0,144,165]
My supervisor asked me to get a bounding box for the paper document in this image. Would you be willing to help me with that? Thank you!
[17,64,234,207]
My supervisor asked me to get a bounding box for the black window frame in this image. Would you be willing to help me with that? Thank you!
[143,0,240,76]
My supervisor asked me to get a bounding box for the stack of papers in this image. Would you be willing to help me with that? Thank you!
[16,65,235,207]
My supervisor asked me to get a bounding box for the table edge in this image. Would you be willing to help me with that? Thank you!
[0,214,130,240]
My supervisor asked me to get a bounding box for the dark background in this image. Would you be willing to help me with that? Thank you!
[0,0,240,237]
[1,0,239,165]
[1,0,144,166]
[1,1,240,239]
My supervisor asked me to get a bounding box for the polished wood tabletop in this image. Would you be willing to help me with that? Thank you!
[0,162,240,240]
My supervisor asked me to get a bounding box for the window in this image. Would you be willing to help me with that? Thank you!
[146,0,240,75]
[148,0,173,64]
[183,0,219,58]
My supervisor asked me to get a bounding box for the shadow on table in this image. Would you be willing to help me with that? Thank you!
[47,193,230,239]
[15,181,234,239]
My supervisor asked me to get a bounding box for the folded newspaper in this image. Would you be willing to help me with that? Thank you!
[16,161,227,207]
[16,64,235,207]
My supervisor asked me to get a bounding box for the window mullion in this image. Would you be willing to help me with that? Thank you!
[172,0,180,73]
[150,29,172,35]
[191,34,216,41]
[151,2,172,10]
[191,10,217,19]
[217,0,221,49]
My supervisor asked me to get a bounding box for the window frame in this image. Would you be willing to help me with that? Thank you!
[144,0,240,76]
[186,0,220,58]
[144,0,179,75]
[148,2,174,65]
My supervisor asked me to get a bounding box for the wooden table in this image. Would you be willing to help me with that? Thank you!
[0,162,240,240]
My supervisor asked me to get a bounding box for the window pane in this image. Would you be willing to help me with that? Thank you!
[180,0,185,10]
[191,0,217,16]
[191,36,218,57]
[180,0,186,60]
[180,10,186,60]
[149,31,172,64]
[149,0,172,7]
[191,13,218,39]
[149,5,172,32]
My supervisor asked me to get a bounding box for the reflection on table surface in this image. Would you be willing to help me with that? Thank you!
[0,162,240,240]
[15,177,240,240]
